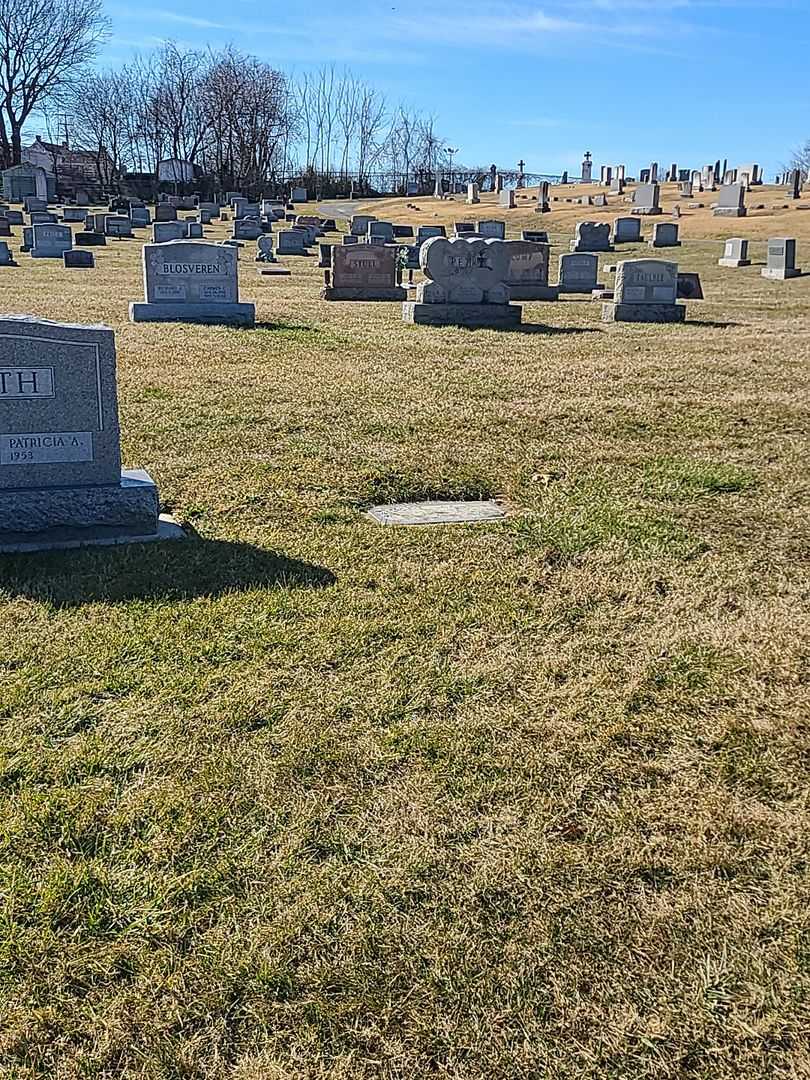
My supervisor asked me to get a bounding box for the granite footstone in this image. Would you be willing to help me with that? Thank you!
[367,500,505,526]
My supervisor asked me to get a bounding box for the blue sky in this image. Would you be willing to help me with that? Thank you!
[99,0,809,178]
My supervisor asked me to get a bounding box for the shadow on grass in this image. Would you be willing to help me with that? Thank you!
[0,532,335,607]
[246,322,318,333]
[684,320,743,329]
[494,323,602,336]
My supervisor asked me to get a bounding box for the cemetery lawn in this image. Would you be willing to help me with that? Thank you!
[1,187,810,1079]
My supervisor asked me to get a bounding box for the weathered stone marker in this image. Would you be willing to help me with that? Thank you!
[130,241,255,325]
[570,221,612,252]
[718,238,750,268]
[503,240,558,300]
[602,259,685,323]
[0,316,183,551]
[631,184,661,216]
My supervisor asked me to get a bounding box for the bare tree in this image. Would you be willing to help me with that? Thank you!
[0,0,108,167]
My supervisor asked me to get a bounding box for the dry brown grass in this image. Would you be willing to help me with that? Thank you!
[0,187,808,1079]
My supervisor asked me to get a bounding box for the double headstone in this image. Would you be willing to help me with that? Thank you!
[31,224,72,259]
[402,237,521,327]
[602,259,685,323]
[322,245,406,301]
[130,241,255,325]
[0,316,183,551]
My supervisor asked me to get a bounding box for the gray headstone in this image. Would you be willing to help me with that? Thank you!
[649,222,680,247]
[570,221,612,252]
[713,184,746,218]
[718,237,750,268]
[477,219,506,240]
[63,250,94,269]
[503,240,557,300]
[762,237,800,280]
[350,214,377,237]
[416,225,446,245]
[0,316,181,550]
[631,184,661,215]
[104,215,133,238]
[233,218,262,242]
[153,221,186,244]
[403,237,521,327]
[613,216,642,244]
[603,258,685,322]
[276,230,308,254]
[31,224,72,259]
[558,253,600,294]
[130,241,255,325]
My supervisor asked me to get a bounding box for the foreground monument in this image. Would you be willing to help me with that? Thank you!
[0,316,183,551]
[130,241,255,326]
[403,237,521,327]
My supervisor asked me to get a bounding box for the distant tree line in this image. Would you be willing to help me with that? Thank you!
[0,0,484,195]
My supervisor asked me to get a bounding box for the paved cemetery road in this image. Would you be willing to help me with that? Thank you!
[318,200,365,219]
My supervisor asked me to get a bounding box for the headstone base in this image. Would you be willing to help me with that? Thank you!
[570,243,613,253]
[630,208,663,216]
[761,267,801,280]
[0,469,185,552]
[403,302,522,327]
[602,301,686,323]
[649,240,681,248]
[559,281,604,295]
[712,208,747,217]
[506,285,559,301]
[321,286,407,301]
[718,258,750,268]
[129,302,255,326]
[258,267,292,276]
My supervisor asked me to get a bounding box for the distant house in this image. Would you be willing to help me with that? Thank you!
[22,136,111,197]
[158,158,200,184]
